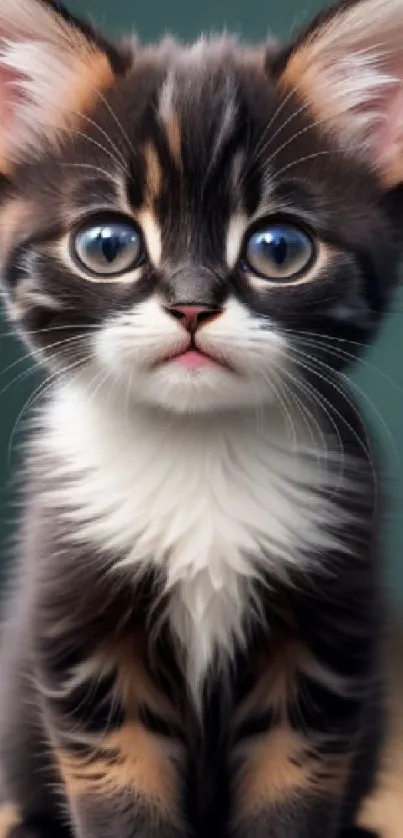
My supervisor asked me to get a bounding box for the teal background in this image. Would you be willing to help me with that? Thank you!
[0,0,402,606]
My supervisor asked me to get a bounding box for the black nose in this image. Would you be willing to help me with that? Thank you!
[164,304,222,333]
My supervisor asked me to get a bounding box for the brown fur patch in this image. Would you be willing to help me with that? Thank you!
[144,143,162,201]
[63,52,115,132]
[164,115,182,167]
[278,45,317,120]
[237,724,350,818]
[357,625,403,838]
[57,721,180,816]
[234,637,302,730]
[236,725,316,814]
[0,804,21,838]
[136,208,161,265]
[51,634,183,817]
[112,634,178,724]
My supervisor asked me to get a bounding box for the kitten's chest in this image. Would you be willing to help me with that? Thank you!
[44,390,341,690]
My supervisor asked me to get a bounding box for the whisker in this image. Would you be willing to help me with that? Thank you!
[68,129,128,175]
[262,114,343,170]
[276,364,331,456]
[262,366,299,452]
[292,342,399,464]
[0,322,95,340]
[0,360,42,402]
[268,364,330,473]
[273,149,344,180]
[281,328,370,349]
[245,85,302,172]
[247,97,311,175]
[288,332,403,401]
[7,357,86,468]
[287,347,378,518]
[279,364,346,495]
[106,368,121,415]
[289,347,373,455]
[86,365,113,414]
[248,37,391,172]
[71,111,128,170]
[61,162,122,182]
[256,100,370,172]
[0,333,88,382]
[94,88,138,161]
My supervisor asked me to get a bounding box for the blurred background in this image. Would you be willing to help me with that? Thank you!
[0,0,402,609]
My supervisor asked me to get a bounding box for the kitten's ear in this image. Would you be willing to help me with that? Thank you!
[277,0,403,188]
[0,0,129,173]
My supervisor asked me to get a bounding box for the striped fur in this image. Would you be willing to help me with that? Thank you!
[0,0,403,836]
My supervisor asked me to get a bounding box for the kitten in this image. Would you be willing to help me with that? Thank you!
[0,0,401,836]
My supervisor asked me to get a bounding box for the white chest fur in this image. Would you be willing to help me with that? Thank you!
[42,381,348,697]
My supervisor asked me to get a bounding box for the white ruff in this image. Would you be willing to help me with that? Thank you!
[41,381,350,699]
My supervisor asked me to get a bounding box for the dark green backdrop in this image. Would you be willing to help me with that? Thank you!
[1,0,402,604]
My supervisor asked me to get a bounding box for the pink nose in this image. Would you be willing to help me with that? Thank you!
[165,304,221,332]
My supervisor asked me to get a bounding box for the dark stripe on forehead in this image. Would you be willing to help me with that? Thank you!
[124,52,268,264]
[126,97,181,211]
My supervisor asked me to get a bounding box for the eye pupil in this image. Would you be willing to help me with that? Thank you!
[245,222,313,282]
[101,231,120,264]
[271,233,288,266]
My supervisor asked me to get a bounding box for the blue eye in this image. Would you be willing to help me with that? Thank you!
[245,223,314,282]
[74,217,144,278]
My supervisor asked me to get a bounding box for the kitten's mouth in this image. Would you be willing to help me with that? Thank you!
[169,349,219,369]
[157,341,234,372]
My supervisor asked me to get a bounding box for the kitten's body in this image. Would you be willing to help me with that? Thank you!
[0,0,402,836]
[0,391,380,838]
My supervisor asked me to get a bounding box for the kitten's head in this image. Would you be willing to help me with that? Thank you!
[1,0,403,413]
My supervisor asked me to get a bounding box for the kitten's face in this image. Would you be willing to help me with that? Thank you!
[1,0,403,414]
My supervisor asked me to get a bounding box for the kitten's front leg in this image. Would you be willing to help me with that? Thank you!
[56,727,185,838]
[230,594,378,838]
[37,631,186,838]
[67,787,183,838]
[231,720,350,838]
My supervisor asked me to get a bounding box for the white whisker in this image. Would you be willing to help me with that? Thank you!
[61,162,122,182]
[287,330,403,401]
[279,364,346,495]
[7,357,86,468]
[0,333,88,382]
[71,111,128,170]
[287,346,378,516]
[67,129,128,175]
[273,149,343,180]
[293,340,400,464]
[245,84,301,171]
[94,87,138,160]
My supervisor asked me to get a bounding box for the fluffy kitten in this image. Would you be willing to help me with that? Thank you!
[0,0,402,836]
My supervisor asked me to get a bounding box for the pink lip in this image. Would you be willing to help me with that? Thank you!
[170,349,219,369]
